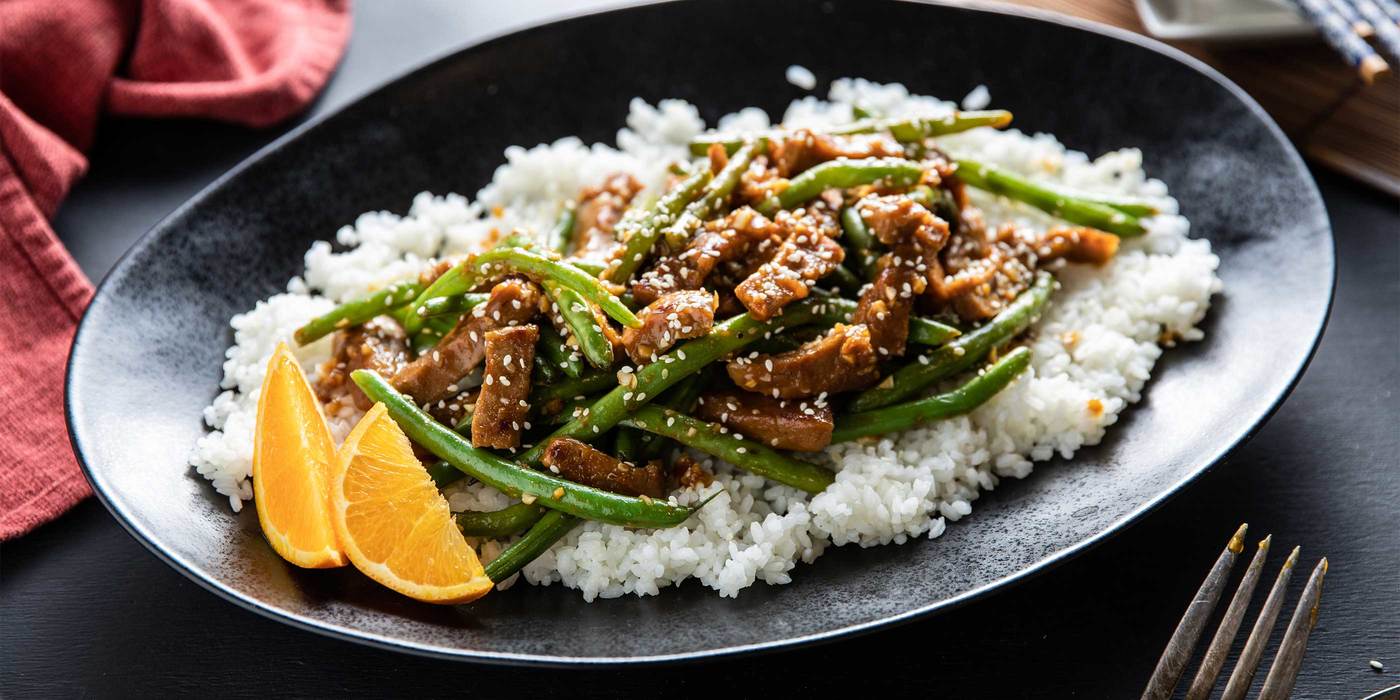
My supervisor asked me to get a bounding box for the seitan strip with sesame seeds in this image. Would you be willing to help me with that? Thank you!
[733,205,846,321]
[620,290,718,364]
[471,324,539,449]
[695,389,834,451]
[391,278,543,404]
[541,437,665,497]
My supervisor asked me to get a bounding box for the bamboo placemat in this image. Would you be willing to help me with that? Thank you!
[996,0,1400,196]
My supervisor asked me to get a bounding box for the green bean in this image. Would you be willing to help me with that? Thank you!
[520,300,824,464]
[833,110,1014,141]
[543,279,614,369]
[826,263,864,295]
[850,272,1053,412]
[293,280,423,345]
[401,310,461,356]
[833,346,1032,442]
[614,427,645,464]
[605,168,712,284]
[639,373,705,460]
[427,460,462,488]
[410,327,446,356]
[807,297,961,346]
[840,203,885,279]
[484,510,579,582]
[564,259,606,277]
[414,293,489,319]
[531,370,616,403]
[537,324,584,379]
[544,200,578,254]
[351,370,702,528]
[659,141,759,250]
[532,355,560,385]
[840,205,876,252]
[689,110,1014,155]
[457,502,546,538]
[1087,197,1161,218]
[953,159,1147,237]
[773,158,924,211]
[620,407,834,493]
[410,248,639,333]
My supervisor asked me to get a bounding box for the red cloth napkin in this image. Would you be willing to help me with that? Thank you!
[0,0,351,540]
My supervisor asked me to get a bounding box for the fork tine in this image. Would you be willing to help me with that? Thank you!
[1257,558,1329,700]
[1220,545,1301,700]
[1183,535,1272,700]
[1141,523,1249,700]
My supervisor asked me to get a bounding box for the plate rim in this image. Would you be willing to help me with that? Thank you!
[65,0,1337,666]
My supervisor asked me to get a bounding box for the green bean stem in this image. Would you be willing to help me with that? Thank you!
[520,300,824,464]
[833,346,1032,442]
[606,168,712,284]
[543,279,614,369]
[620,407,834,493]
[850,272,1053,412]
[953,159,1147,237]
[293,280,423,345]
[457,502,547,538]
[351,370,699,528]
[483,509,578,583]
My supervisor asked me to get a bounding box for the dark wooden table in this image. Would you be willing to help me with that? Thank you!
[4,2,1397,697]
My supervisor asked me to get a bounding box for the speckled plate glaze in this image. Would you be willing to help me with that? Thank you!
[67,0,1333,665]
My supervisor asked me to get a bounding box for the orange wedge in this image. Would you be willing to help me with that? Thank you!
[252,343,347,568]
[330,403,493,604]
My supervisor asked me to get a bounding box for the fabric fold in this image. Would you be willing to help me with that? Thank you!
[0,0,352,540]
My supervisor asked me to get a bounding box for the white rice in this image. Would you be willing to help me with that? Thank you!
[785,64,818,90]
[191,79,1220,600]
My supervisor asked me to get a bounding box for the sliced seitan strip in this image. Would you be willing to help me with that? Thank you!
[726,323,880,399]
[733,206,845,321]
[541,437,665,497]
[631,207,780,304]
[620,290,718,363]
[695,389,834,451]
[769,129,904,177]
[571,172,643,264]
[471,324,538,450]
[316,317,410,411]
[390,278,542,404]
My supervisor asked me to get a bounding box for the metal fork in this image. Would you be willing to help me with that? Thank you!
[1142,523,1329,700]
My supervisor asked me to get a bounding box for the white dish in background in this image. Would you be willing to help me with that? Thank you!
[1135,0,1315,41]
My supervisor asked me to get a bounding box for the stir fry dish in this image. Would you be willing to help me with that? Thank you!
[245,101,1167,604]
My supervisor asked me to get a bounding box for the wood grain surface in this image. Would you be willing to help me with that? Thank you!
[1005,0,1400,195]
[2,2,1397,697]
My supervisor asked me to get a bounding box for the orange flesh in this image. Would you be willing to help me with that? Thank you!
[330,403,492,604]
[252,343,346,569]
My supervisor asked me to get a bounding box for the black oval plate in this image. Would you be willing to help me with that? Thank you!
[67,0,1333,665]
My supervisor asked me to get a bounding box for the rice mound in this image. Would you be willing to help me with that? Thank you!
[191,79,1221,600]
